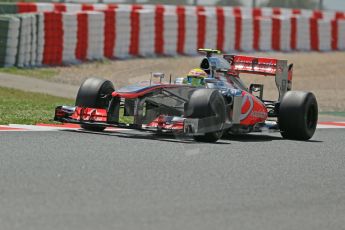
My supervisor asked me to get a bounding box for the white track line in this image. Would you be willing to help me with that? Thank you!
[8,124,73,131]
[5,124,127,132]
[317,125,345,129]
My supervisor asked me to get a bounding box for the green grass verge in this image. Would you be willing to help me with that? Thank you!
[0,86,74,125]
[0,0,42,2]
[0,67,58,80]
[0,87,132,125]
[319,111,345,117]
[0,87,74,124]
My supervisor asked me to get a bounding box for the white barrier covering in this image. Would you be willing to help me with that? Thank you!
[280,17,291,51]
[296,17,311,50]
[92,4,108,11]
[2,4,345,67]
[64,0,98,3]
[240,7,253,17]
[36,3,54,13]
[36,13,44,65]
[184,12,197,54]
[318,19,331,51]
[65,3,82,12]
[223,9,235,52]
[323,11,337,20]
[261,7,274,17]
[279,8,294,17]
[299,9,314,18]
[204,9,217,50]
[259,17,272,51]
[16,14,35,67]
[87,11,104,60]
[139,9,154,56]
[241,17,253,51]
[30,14,37,66]
[62,13,77,63]
[163,12,178,55]
[115,10,130,58]
[1,17,20,67]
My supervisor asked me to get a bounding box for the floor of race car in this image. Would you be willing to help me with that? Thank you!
[0,121,344,132]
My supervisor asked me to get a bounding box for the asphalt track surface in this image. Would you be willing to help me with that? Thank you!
[1,128,345,230]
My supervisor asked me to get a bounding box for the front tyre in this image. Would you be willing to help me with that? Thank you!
[75,77,115,132]
[279,91,318,140]
[185,89,226,143]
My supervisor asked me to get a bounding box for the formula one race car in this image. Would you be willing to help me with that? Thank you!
[54,49,318,142]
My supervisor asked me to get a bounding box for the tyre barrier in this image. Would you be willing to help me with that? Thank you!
[1,2,344,20]
[0,15,20,67]
[0,3,345,67]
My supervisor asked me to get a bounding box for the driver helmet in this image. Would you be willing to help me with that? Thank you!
[184,68,208,86]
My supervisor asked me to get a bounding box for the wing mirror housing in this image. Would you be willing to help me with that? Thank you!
[249,84,264,100]
[152,72,165,83]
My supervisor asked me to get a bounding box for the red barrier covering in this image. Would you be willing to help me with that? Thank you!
[197,6,206,49]
[176,6,186,54]
[272,8,281,15]
[132,4,143,11]
[313,10,323,19]
[253,17,260,50]
[155,5,165,55]
[234,7,242,51]
[290,17,297,50]
[129,5,142,56]
[310,18,319,50]
[216,7,225,51]
[292,9,301,15]
[76,12,88,60]
[331,19,338,50]
[104,10,116,58]
[54,3,66,12]
[43,12,63,65]
[17,3,37,13]
[335,12,345,19]
[82,4,94,11]
[6,3,345,67]
[252,8,262,18]
[272,17,281,50]
[233,7,241,16]
[107,4,118,10]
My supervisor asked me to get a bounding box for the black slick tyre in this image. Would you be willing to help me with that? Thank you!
[185,89,226,143]
[75,78,115,132]
[279,91,318,140]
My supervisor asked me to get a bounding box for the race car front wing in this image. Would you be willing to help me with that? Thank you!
[54,106,232,135]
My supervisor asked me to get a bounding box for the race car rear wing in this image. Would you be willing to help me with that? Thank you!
[223,54,293,101]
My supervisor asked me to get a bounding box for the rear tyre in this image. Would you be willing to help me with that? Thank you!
[185,89,226,143]
[279,91,318,140]
[75,77,115,132]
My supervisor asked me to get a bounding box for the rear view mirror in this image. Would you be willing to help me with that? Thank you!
[153,72,164,79]
[251,87,260,92]
[152,72,165,83]
[249,84,264,100]
[175,77,184,84]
